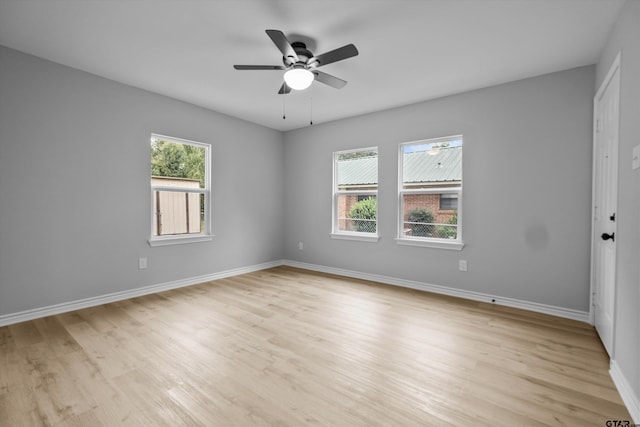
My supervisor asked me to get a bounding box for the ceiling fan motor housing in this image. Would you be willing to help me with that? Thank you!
[283,42,317,68]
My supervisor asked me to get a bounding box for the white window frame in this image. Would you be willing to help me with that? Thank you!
[396,135,464,250]
[148,133,213,247]
[331,147,379,242]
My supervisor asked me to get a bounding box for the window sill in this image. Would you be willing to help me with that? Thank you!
[148,234,214,247]
[331,232,380,243]
[395,237,464,251]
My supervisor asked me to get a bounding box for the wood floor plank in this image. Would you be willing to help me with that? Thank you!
[0,266,632,425]
[0,384,46,427]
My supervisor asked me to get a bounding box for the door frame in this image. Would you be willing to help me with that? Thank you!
[589,52,621,342]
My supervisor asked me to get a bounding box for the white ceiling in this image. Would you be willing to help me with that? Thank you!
[0,0,624,131]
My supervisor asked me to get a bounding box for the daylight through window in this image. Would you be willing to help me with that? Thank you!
[332,147,379,240]
[398,136,463,249]
[149,134,211,245]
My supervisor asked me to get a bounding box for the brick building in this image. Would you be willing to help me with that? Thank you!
[336,146,461,232]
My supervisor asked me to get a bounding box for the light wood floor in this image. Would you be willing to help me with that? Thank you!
[0,266,631,426]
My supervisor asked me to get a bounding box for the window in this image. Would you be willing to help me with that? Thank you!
[440,194,458,210]
[332,147,379,241]
[397,135,463,250]
[149,134,212,246]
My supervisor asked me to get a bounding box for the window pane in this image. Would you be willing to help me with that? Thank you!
[153,190,204,236]
[439,193,458,210]
[401,193,458,239]
[336,150,378,190]
[402,138,462,189]
[151,138,206,189]
[399,136,462,243]
[150,134,210,243]
[336,194,377,233]
[333,147,378,237]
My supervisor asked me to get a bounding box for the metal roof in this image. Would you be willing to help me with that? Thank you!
[337,156,378,186]
[337,146,461,186]
[403,146,462,183]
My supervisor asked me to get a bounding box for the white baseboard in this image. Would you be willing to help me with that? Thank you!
[283,260,590,323]
[0,258,590,327]
[2,258,633,420]
[611,360,640,423]
[0,260,285,327]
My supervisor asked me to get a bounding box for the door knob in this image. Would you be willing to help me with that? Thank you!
[601,232,615,242]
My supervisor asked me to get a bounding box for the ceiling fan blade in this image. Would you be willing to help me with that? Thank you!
[313,71,347,89]
[266,29,299,62]
[310,44,358,68]
[278,83,292,95]
[234,65,286,70]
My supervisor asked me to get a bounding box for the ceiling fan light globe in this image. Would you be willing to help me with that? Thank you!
[284,68,314,90]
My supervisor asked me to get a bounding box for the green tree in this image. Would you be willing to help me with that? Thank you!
[435,212,458,239]
[407,208,434,237]
[151,139,205,187]
[348,197,377,232]
[338,151,378,161]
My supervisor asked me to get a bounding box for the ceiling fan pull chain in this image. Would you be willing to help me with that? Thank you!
[282,85,286,120]
[310,96,313,126]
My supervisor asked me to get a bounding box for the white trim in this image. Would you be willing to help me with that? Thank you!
[148,234,214,247]
[596,52,622,102]
[401,187,461,195]
[0,258,589,328]
[330,232,380,242]
[398,135,464,247]
[610,360,640,423]
[334,190,377,196]
[590,51,621,325]
[283,260,590,323]
[0,260,284,327]
[589,51,621,351]
[151,186,208,194]
[400,134,464,148]
[332,146,379,236]
[150,133,212,242]
[151,133,207,148]
[395,237,464,250]
[3,257,630,415]
[333,146,378,156]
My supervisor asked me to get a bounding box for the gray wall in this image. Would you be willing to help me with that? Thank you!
[596,0,640,412]
[0,41,602,318]
[0,45,597,319]
[284,66,595,312]
[0,46,285,316]
[2,11,635,415]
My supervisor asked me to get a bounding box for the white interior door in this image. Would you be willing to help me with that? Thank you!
[591,53,620,357]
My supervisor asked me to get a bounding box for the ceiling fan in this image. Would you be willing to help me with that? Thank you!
[234,29,359,94]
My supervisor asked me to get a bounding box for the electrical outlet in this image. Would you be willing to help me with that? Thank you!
[298,241,304,251]
[139,257,147,270]
[459,259,467,272]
